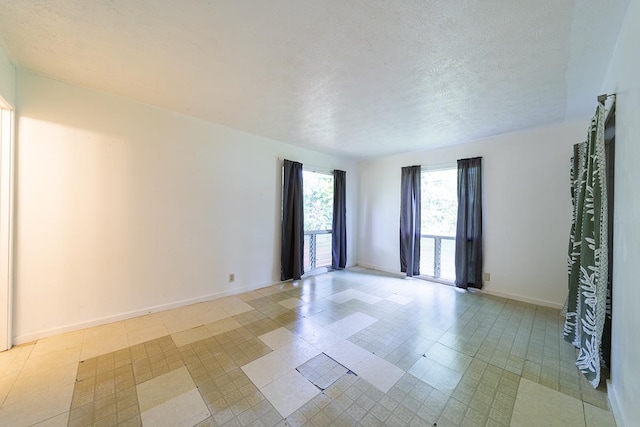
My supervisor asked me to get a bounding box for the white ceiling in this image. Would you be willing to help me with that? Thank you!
[0,1,630,159]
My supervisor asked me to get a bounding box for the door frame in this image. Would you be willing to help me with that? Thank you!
[0,96,14,352]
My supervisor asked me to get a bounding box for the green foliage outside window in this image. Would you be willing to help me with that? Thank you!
[421,169,457,236]
[303,170,333,231]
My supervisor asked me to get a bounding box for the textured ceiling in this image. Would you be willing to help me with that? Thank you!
[0,1,630,159]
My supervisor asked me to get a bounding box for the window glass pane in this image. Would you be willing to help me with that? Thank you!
[303,170,333,231]
[421,169,457,236]
[302,170,333,270]
[420,168,457,280]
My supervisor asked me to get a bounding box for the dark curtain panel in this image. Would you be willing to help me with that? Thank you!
[281,160,304,281]
[455,157,483,289]
[332,170,347,270]
[602,103,615,369]
[400,166,421,277]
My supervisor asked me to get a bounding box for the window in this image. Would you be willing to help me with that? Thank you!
[420,167,457,282]
[303,170,333,271]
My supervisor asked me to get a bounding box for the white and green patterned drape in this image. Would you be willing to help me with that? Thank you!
[563,102,608,388]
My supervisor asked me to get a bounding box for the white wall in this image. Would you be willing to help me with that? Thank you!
[0,44,14,106]
[14,71,358,343]
[357,121,587,308]
[600,1,639,425]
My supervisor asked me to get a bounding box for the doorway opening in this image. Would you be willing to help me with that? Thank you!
[0,100,14,352]
[420,166,457,283]
[303,169,333,272]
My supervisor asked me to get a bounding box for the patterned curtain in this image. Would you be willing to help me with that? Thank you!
[563,102,609,388]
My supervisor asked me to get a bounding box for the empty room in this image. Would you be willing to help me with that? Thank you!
[0,1,638,426]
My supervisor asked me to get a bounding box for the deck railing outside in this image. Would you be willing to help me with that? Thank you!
[304,229,332,271]
[420,234,456,281]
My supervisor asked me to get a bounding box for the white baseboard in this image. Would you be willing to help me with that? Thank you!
[607,380,626,427]
[302,267,329,278]
[355,263,565,309]
[481,288,564,310]
[13,267,564,344]
[353,263,406,278]
[13,279,278,345]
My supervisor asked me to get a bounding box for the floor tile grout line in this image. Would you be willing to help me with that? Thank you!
[0,268,615,426]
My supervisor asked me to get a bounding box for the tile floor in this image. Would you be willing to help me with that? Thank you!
[0,268,616,426]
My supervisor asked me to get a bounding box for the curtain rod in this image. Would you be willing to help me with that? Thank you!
[277,157,334,174]
[597,93,616,103]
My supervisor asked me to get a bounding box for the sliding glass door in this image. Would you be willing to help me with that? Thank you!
[302,170,333,271]
[420,167,457,282]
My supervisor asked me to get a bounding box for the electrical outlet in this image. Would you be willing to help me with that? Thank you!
[483,272,490,281]
[228,273,235,283]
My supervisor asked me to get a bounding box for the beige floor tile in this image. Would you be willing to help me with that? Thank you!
[297,353,348,390]
[23,345,82,372]
[278,297,304,309]
[511,378,585,427]
[281,339,322,368]
[238,290,263,301]
[8,361,78,399]
[127,323,170,347]
[294,319,343,347]
[140,388,210,427]
[261,369,320,418]
[126,312,170,346]
[214,296,246,309]
[259,327,298,350]
[328,289,382,304]
[322,339,371,368]
[426,342,472,373]
[80,337,129,361]
[30,330,85,359]
[256,286,281,296]
[0,343,34,377]
[223,301,254,316]
[160,306,202,334]
[584,402,616,427]
[190,300,229,325]
[0,372,18,406]
[0,269,616,427]
[386,294,413,305]
[83,321,128,341]
[137,366,196,412]
[408,357,463,393]
[324,312,377,339]
[81,321,129,360]
[195,310,229,325]
[0,381,74,426]
[31,411,69,426]
[171,326,212,347]
[241,352,282,389]
[126,312,165,329]
[204,317,241,336]
[189,299,221,314]
[353,354,404,392]
[242,339,320,389]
